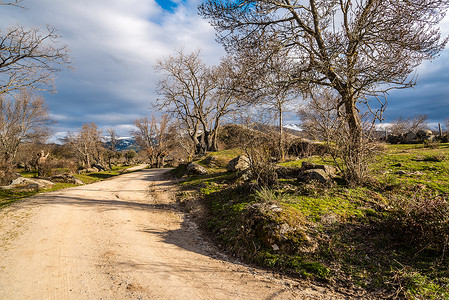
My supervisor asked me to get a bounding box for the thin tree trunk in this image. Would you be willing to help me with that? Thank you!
[279,107,284,162]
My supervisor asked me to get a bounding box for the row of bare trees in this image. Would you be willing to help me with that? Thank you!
[153,0,449,184]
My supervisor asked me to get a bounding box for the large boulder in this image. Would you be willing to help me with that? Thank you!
[298,169,330,184]
[301,161,337,175]
[49,174,84,185]
[2,177,54,190]
[92,163,107,171]
[404,131,418,143]
[186,162,208,175]
[416,129,433,138]
[297,161,337,184]
[227,155,250,172]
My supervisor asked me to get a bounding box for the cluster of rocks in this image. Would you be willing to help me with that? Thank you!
[0,174,84,191]
[387,129,436,144]
[78,163,108,174]
[184,155,338,185]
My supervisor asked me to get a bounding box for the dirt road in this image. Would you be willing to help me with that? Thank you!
[0,169,342,299]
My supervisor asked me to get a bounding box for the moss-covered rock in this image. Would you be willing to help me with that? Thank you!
[243,202,317,254]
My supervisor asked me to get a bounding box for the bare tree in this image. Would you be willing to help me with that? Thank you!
[0,88,52,184]
[389,114,429,135]
[1,2,71,95]
[0,25,71,95]
[67,123,103,169]
[0,1,23,7]
[155,49,236,154]
[200,0,449,183]
[231,49,302,161]
[133,115,170,168]
[105,128,118,169]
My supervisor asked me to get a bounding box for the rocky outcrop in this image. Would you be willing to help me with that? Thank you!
[1,177,54,190]
[297,161,337,184]
[49,174,84,185]
[227,155,250,172]
[244,202,317,254]
[186,162,208,175]
[387,129,435,144]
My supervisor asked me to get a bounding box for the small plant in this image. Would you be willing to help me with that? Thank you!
[390,266,449,299]
[254,187,281,203]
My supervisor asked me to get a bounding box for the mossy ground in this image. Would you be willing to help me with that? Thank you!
[175,143,449,298]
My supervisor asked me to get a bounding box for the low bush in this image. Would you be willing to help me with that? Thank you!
[389,192,449,252]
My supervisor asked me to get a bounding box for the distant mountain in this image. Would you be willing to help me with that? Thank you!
[284,124,302,132]
[104,137,139,151]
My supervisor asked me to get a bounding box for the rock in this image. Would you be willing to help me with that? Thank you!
[4,177,54,190]
[422,135,435,142]
[404,131,418,143]
[203,156,223,168]
[417,129,433,137]
[227,155,250,172]
[86,167,99,173]
[394,170,407,175]
[186,162,208,175]
[275,166,301,178]
[92,163,107,171]
[301,161,337,175]
[245,203,317,254]
[298,169,330,184]
[49,174,84,185]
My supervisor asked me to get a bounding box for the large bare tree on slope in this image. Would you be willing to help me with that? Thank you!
[200,0,449,183]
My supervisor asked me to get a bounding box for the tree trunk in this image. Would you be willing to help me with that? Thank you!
[279,108,284,162]
[344,96,363,184]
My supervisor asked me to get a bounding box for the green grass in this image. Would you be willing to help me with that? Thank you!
[174,143,449,298]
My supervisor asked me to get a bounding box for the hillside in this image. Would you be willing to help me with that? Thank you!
[174,143,449,299]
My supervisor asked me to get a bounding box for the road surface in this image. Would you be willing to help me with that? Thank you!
[0,168,346,299]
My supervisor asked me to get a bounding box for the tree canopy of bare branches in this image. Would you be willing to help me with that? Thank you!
[66,123,103,169]
[155,49,237,154]
[0,88,52,184]
[200,0,449,183]
[389,114,429,135]
[133,115,171,168]
[0,25,71,95]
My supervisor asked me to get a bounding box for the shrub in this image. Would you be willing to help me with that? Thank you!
[389,192,449,252]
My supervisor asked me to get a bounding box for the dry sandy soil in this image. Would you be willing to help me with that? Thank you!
[0,168,359,299]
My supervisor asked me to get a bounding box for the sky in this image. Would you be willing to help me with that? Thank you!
[1,0,449,140]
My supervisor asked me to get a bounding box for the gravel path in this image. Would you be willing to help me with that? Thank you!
[0,168,351,299]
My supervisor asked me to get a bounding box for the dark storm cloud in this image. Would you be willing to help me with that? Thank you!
[384,51,449,126]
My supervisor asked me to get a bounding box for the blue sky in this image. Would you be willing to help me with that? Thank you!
[1,0,449,140]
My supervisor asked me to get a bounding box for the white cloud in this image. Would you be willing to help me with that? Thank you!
[0,0,225,137]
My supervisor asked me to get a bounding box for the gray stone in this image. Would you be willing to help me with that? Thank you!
[417,129,433,137]
[298,169,330,184]
[4,177,54,190]
[227,155,250,172]
[186,162,208,175]
[301,161,337,176]
[404,131,418,143]
[86,167,99,173]
[422,135,435,142]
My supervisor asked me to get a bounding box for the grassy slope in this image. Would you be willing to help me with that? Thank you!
[0,165,134,208]
[176,143,449,298]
